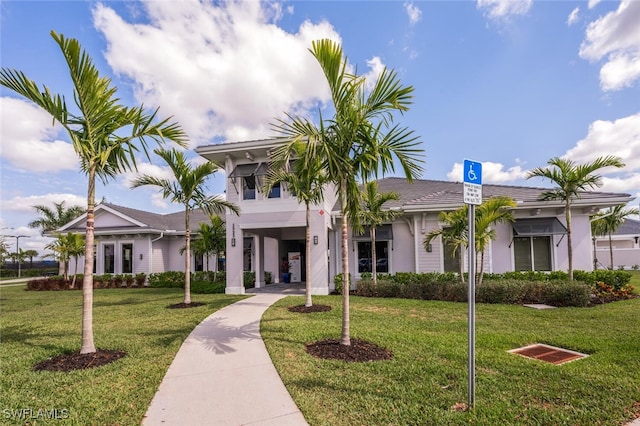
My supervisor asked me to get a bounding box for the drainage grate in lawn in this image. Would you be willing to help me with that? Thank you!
[509,344,588,365]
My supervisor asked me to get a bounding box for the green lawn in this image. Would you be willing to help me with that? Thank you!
[0,286,244,425]
[262,295,640,426]
[629,270,640,294]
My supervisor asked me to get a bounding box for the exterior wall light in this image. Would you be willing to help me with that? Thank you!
[231,238,236,247]
[313,235,318,245]
[139,253,143,260]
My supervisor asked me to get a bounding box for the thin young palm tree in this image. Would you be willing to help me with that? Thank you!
[132,148,239,305]
[45,233,72,281]
[273,39,424,345]
[527,156,624,280]
[1,31,187,354]
[357,181,401,286]
[424,208,468,283]
[28,201,85,235]
[182,216,227,281]
[266,139,329,307]
[474,196,516,285]
[591,204,639,269]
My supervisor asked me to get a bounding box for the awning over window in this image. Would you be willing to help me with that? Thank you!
[352,224,393,241]
[229,163,261,178]
[512,218,567,236]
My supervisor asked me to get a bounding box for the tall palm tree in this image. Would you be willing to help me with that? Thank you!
[591,204,639,269]
[424,208,468,282]
[273,39,424,345]
[474,196,516,285]
[1,31,187,354]
[527,156,624,280]
[132,148,239,305]
[66,233,86,289]
[266,139,329,307]
[357,181,401,286]
[28,201,85,235]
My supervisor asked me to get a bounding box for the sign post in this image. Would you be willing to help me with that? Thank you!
[463,159,482,409]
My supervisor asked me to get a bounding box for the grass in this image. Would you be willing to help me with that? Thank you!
[0,286,244,425]
[262,295,640,425]
[628,270,640,294]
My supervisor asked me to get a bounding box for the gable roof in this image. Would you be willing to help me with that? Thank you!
[333,177,633,213]
[59,202,224,235]
[614,218,640,235]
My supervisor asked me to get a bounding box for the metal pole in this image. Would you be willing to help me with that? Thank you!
[468,204,476,409]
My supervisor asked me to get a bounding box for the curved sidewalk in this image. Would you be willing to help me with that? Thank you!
[142,293,308,426]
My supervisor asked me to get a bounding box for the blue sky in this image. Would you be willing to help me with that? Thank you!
[1,0,639,256]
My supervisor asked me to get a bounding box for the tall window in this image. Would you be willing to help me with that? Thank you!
[121,243,133,274]
[514,236,551,271]
[194,253,204,272]
[243,176,256,200]
[443,241,461,273]
[104,244,115,274]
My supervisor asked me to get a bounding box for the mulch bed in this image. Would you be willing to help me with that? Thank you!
[33,349,126,372]
[306,338,393,362]
[167,302,206,309]
[288,304,332,313]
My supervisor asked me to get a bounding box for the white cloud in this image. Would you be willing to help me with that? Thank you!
[363,56,386,92]
[151,192,169,209]
[1,193,86,212]
[567,7,580,26]
[404,2,422,26]
[447,161,528,183]
[588,0,602,9]
[0,98,78,172]
[120,161,175,188]
[564,113,640,172]
[563,113,640,194]
[579,0,640,91]
[1,226,53,257]
[476,0,532,20]
[92,1,342,147]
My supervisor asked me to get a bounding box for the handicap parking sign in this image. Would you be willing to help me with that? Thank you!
[463,159,482,205]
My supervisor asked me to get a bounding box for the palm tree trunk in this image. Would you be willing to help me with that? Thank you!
[184,207,191,305]
[80,168,96,354]
[340,183,350,346]
[478,250,485,286]
[458,247,465,283]
[565,202,573,280]
[305,202,312,307]
[71,255,79,289]
[371,227,377,285]
[608,231,614,269]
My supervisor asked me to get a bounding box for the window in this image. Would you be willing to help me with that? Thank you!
[268,181,281,198]
[243,176,256,200]
[357,241,389,273]
[121,243,133,274]
[104,244,115,274]
[194,253,204,272]
[443,241,461,273]
[514,236,551,271]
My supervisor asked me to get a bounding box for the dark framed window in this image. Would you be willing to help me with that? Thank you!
[268,182,281,198]
[121,243,133,274]
[104,244,115,274]
[443,241,461,273]
[514,236,551,271]
[243,176,256,200]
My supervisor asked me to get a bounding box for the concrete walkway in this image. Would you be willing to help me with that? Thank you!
[142,293,308,426]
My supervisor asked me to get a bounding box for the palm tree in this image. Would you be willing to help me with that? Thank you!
[474,196,516,285]
[357,181,401,286]
[424,208,468,283]
[23,249,39,268]
[184,216,226,281]
[45,234,72,281]
[28,201,85,235]
[527,156,624,280]
[591,204,639,269]
[1,31,187,354]
[266,139,329,307]
[272,39,424,345]
[132,148,239,305]
[65,233,86,288]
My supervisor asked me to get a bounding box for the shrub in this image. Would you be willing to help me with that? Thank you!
[243,271,255,289]
[574,269,631,290]
[148,271,185,288]
[542,281,591,307]
[265,271,272,285]
[135,273,147,287]
[333,273,353,294]
[191,280,225,294]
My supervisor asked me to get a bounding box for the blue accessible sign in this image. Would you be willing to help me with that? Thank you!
[463,159,482,205]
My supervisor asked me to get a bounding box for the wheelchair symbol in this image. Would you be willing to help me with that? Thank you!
[467,163,478,182]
